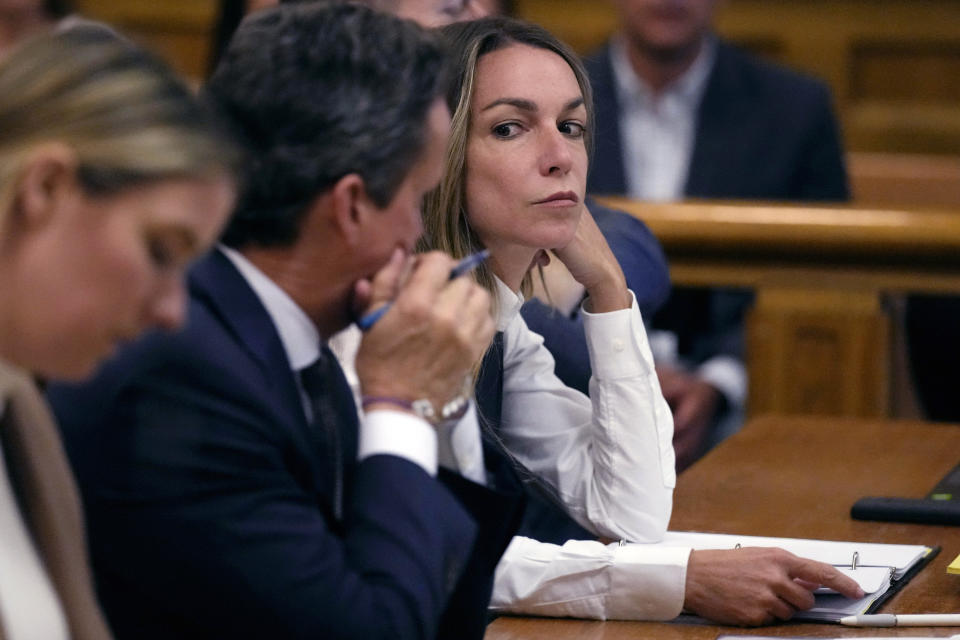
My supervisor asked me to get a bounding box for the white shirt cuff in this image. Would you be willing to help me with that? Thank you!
[606,543,690,620]
[490,537,689,621]
[696,355,747,410]
[581,291,654,380]
[359,409,437,476]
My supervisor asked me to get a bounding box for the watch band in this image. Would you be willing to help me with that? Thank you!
[362,394,470,425]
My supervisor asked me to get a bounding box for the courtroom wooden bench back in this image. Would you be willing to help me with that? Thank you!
[73,0,960,158]
[596,197,960,418]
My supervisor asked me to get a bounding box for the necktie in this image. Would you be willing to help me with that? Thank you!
[475,332,591,543]
[299,346,358,523]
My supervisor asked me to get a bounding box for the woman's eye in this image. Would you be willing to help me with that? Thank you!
[559,121,585,138]
[492,122,521,138]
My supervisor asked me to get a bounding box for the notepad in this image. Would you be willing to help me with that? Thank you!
[632,531,938,623]
[949,553,960,575]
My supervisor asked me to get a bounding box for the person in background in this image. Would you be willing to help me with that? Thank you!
[365,0,488,25]
[420,15,861,625]
[583,0,849,470]
[0,0,70,57]
[476,0,511,15]
[209,0,494,74]
[49,4,520,639]
[287,0,490,24]
[0,27,238,640]
[207,0,281,75]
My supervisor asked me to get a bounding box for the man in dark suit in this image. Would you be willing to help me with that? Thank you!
[584,0,849,468]
[47,4,523,639]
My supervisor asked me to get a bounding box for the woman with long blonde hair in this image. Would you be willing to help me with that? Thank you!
[421,15,862,625]
[0,27,238,638]
[424,13,674,537]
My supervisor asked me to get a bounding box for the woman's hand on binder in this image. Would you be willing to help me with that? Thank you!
[683,547,865,626]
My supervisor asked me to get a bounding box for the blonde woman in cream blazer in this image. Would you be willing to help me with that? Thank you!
[0,27,238,638]
[0,361,111,640]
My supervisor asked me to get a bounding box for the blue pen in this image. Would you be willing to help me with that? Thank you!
[356,249,490,331]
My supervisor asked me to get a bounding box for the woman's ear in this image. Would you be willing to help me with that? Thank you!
[329,172,373,248]
[13,142,79,231]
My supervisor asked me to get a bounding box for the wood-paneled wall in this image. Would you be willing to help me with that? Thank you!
[72,0,960,156]
[75,0,217,80]
[513,0,960,156]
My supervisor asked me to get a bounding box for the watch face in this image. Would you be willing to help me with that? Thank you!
[411,398,438,423]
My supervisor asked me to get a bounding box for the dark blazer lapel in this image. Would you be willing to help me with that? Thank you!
[0,362,112,640]
[189,250,355,517]
[188,249,306,427]
[586,45,629,196]
[685,40,750,197]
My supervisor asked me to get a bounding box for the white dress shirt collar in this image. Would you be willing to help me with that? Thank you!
[494,276,524,331]
[610,34,715,111]
[219,245,320,371]
[221,247,440,475]
[609,35,716,201]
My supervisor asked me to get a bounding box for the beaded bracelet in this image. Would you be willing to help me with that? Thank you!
[361,394,469,425]
[360,396,413,411]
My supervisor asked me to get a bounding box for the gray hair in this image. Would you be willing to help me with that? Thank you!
[208,2,450,249]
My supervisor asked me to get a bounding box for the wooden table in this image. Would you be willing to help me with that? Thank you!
[485,415,960,639]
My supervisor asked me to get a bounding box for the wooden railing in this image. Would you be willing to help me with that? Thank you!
[597,197,960,418]
[849,152,960,208]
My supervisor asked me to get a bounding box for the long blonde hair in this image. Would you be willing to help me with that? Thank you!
[0,27,241,222]
[421,16,594,300]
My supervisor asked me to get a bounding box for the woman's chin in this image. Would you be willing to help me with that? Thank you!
[541,226,579,252]
[36,350,106,383]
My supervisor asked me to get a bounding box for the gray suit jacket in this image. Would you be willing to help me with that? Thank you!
[0,360,112,640]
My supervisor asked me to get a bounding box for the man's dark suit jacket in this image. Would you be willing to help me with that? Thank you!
[586,38,849,202]
[47,250,523,640]
[585,38,849,368]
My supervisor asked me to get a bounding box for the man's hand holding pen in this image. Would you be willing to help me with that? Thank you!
[354,249,494,426]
